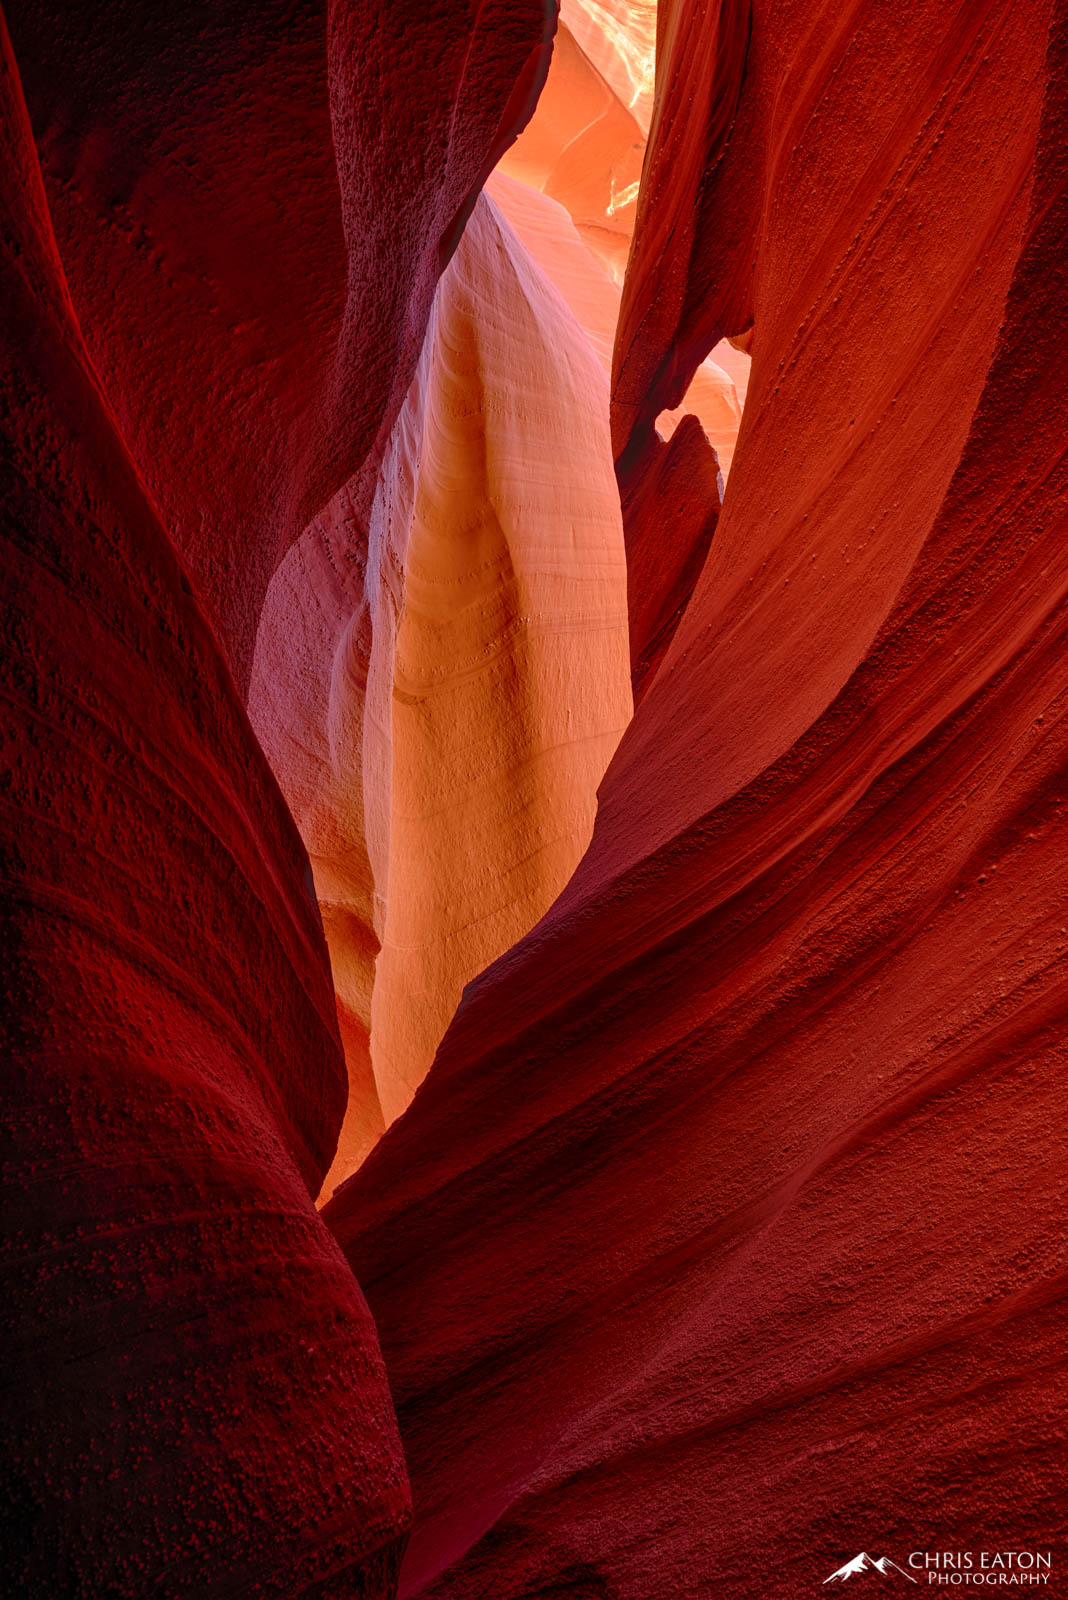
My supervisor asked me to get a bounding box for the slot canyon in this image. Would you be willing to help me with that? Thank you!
[2,0,1066,1596]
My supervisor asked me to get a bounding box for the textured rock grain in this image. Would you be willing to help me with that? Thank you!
[251,193,632,1181]
[4,0,557,692]
[326,2,1068,1595]
[0,17,410,1593]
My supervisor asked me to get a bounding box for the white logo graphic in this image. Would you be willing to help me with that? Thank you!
[825,1553,919,1584]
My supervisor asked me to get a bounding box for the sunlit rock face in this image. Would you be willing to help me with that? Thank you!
[562,0,658,133]
[326,3,1068,1598]
[488,0,749,710]
[251,192,631,1183]
[495,0,749,483]
[488,171,744,479]
[500,14,644,282]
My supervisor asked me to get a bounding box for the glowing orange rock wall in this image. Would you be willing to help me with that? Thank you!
[495,1,748,486]
[488,5,749,700]
[488,171,744,479]
[562,0,658,133]
[251,192,631,1183]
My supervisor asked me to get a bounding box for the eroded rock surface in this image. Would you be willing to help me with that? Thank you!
[4,0,557,692]
[326,3,1068,1595]
[4,0,1067,1596]
[251,193,631,1181]
[0,18,409,1592]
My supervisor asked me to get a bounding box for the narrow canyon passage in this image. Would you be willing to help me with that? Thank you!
[249,0,753,1192]
[3,1,1066,1598]
[249,186,634,1186]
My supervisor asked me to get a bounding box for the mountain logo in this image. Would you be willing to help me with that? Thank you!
[824,1553,918,1584]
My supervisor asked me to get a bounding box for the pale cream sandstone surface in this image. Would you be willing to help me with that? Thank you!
[250,195,632,1189]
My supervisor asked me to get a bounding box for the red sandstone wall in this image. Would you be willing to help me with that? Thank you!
[3,0,1066,1595]
[0,16,410,1590]
[3,0,557,692]
[0,1,555,1591]
[325,1,1068,1595]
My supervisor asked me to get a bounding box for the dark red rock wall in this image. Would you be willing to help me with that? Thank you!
[326,1,1068,1595]
[4,0,1067,1592]
[0,16,414,1594]
[2,1,573,1584]
[4,0,556,692]
[619,414,721,702]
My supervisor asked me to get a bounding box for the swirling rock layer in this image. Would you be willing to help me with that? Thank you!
[0,17,410,1593]
[4,0,556,691]
[4,0,1067,1594]
[251,192,631,1181]
[326,2,1068,1596]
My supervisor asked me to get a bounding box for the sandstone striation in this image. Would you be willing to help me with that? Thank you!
[3,0,557,692]
[0,16,409,1592]
[4,0,1067,1596]
[251,192,631,1181]
[325,2,1068,1595]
